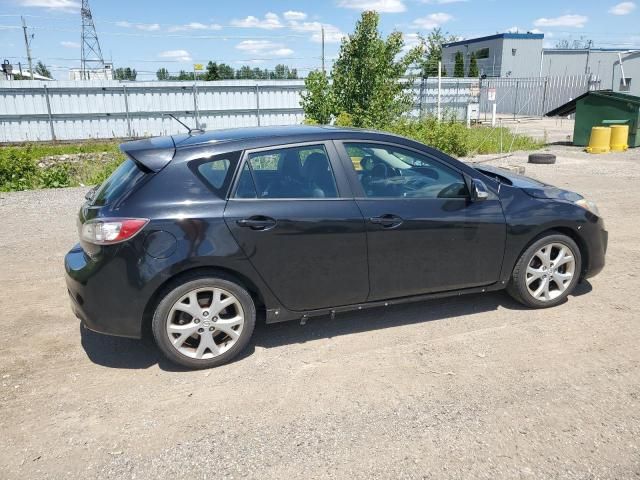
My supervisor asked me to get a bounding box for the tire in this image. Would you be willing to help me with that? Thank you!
[152,274,256,369]
[528,153,556,164]
[507,233,582,308]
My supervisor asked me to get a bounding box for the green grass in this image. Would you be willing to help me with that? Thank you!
[0,141,125,192]
[384,117,543,158]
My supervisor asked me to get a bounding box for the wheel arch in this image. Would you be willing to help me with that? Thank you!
[141,266,267,339]
[512,226,590,279]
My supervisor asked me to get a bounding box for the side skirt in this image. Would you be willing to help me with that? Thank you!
[265,282,505,324]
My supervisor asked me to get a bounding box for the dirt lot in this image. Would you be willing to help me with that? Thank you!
[1,144,639,479]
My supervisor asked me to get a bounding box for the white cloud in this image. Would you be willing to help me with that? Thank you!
[18,0,79,10]
[283,10,307,21]
[506,26,520,33]
[60,40,80,48]
[420,0,467,4]
[116,21,161,31]
[168,22,222,32]
[288,21,345,43]
[235,40,294,56]
[413,12,453,29]
[158,49,192,62]
[337,0,406,13]
[533,14,588,28]
[231,12,282,29]
[609,2,636,15]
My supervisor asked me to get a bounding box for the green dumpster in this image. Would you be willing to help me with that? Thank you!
[573,91,640,147]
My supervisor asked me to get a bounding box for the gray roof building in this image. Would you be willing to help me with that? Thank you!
[442,33,544,78]
[541,49,630,89]
[613,51,640,96]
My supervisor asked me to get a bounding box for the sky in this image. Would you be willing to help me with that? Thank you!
[0,0,638,80]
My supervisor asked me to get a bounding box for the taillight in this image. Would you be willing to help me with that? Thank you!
[80,218,149,245]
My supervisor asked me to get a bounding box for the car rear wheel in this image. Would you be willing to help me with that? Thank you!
[152,275,256,369]
[507,233,581,308]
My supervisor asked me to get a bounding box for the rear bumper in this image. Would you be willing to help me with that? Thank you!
[65,243,145,338]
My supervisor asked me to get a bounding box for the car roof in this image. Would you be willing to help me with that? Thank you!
[170,125,390,150]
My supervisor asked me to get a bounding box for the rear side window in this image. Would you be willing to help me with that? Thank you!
[92,158,146,206]
[235,145,338,199]
[191,151,242,197]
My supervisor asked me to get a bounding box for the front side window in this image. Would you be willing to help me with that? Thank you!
[236,145,338,199]
[345,143,469,199]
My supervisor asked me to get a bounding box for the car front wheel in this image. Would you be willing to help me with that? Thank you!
[507,233,582,308]
[152,275,256,369]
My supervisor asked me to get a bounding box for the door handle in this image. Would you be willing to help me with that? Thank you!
[236,216,277,230]
[369,214,403,229]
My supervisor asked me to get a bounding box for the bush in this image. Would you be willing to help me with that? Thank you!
[0,148,39,191]
[386,117,471,157]
[0,142,125,192]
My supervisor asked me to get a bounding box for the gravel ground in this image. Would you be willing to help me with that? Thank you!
[1,145,639,479]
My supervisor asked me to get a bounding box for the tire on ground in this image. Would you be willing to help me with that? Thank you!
[528,153,556,164]
[506,233,581,309]
[152,274,256,369]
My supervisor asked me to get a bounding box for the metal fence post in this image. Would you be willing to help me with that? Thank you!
[513,80,519,120]
[192,83,200,129]
[418,76,425,117]
[541,78,548,117]
[255,83,261,126]
[123,84,132,138]
[43,84,56,141]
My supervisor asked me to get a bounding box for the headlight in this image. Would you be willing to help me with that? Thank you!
[575,199,600,216]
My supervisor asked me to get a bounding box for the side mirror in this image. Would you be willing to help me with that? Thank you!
[471,179,489,202]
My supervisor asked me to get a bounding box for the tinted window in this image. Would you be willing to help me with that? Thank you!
[92,158,146,206]
[238,145,338,199]
[345,143,469,199]
[197,158,230,189]
[192,151,241,197]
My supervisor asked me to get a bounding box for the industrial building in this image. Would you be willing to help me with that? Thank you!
[541,49,630,89]
[613,51,639,96]
[442,33,544,78]
[443,33,634,89]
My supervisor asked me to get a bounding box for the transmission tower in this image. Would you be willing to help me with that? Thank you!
[80,0,105,80]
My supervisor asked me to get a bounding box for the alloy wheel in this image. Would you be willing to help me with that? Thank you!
[525,242,576,302]
[166,287,245,359]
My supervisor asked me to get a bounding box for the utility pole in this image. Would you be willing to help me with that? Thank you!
[321,26,325,74]
[21,17,34,81]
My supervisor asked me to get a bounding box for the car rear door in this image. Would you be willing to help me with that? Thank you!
[223,141,369,312]
[335,140,506,301]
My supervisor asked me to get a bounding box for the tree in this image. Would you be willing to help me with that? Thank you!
[468,52,479,77]
[114,67,137,81]
[271,64,298,79]
[34,61,52,79]
[204,61,219,81]
[329,10,421,128]
[419,28,456,77]
[156,67,169,80]
[218,63,235,79]
[236,65,254,79]
[453,51,464,77]
[300,71,333,125]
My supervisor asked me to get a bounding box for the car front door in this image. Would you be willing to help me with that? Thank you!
[223,141,369,312]
[335,140,506,301]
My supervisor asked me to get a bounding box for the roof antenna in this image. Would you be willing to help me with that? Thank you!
[164,114,205,135]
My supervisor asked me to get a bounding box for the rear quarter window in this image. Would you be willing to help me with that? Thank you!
[91,158,147,206]
[190,151,242,198]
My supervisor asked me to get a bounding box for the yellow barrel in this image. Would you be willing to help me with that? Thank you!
[610,125,629,151]
[586,127,611,154]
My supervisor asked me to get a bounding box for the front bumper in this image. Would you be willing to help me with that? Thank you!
[582,217,607,280]
[65,243,146,338]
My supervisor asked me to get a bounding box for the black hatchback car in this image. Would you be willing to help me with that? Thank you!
[65,126,607,368]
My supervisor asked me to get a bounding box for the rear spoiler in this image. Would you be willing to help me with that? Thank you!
[119,136,176,172]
